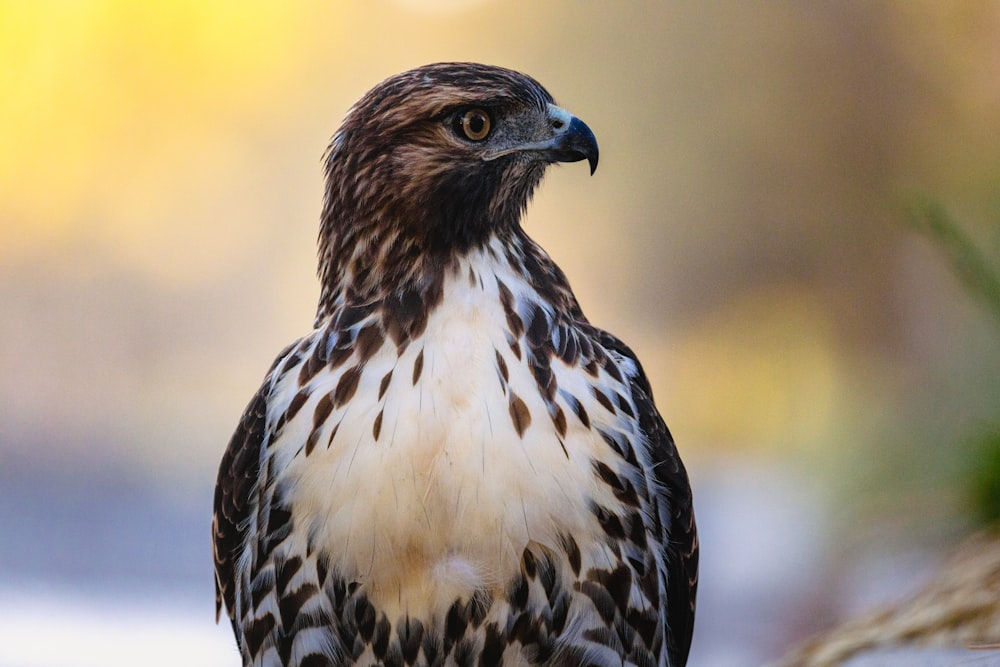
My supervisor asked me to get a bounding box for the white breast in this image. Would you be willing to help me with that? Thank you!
[272,253,621,622]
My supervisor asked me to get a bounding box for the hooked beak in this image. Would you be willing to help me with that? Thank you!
[485,104,599,175]
[537,104,599,175]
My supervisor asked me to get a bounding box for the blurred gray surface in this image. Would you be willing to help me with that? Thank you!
[843,648,1000,667]
[0,458,832,667]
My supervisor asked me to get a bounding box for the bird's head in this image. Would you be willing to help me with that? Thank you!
[318,63,598,308]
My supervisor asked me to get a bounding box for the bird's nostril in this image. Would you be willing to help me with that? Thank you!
[552,119,565,130]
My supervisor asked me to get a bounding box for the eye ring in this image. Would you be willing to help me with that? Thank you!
[453,108,492,142]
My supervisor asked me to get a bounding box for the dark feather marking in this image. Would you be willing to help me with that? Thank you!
[275,349,303,380]
[316,559,328,588]
[286,389,309,422]
[298,340,328,385]
[590,565,633,613]
[334,366,361,407]
[480,623,505,667]
[529,355,556,402]
[251,578,271,609]
[535,551,557,600]
[336,304,369,330]
[383,641,404,667]
[398,616,424,665]
[525,303,549,348]
[494,349,508,383]
[497,281,523,338]
[271,411,287,437]
[305,429,321,457]
[628,607,659,649]
[593,459,620,490]
[566,394,590,429]
[244,614,276,658]
[559,532,582,577]
[373,616,392,658]
[602,356,623,383]
[583,626,623,653]
[592,386,616,413]
[379,370,393,399]
[266,504,292,542]
[383,283,443,348]
[550,403,567,438]
[593,460,641,507]
[326,421,340,448]
[278,633,294,666]
[355,597,376,640]
[422,631,441,665]
[275,555,302,595]
[306,392,333,455]
[508,573,529,610]
[594,429,621,460]
[598,428,637,466]
[412,348,424,384]
[558,329,579,365]
[328,344,354,370]
[578,581,615,624]
[311,391,333,427]
[355,322,385,362]
[550,591,570,635]
[279,583,318,629]
[616,392,635,418]
[469,589,492,627]
[522,547,537,578]
[556,434,569,458]
[373,409,384,441]
[591,502,626,541]
[626,510,648,548]
[509,611,533,645]
[508,392,531,437]
[445,599,469,649]
[453,638,476,667]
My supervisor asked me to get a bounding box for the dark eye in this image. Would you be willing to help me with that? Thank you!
[453,108,492,142]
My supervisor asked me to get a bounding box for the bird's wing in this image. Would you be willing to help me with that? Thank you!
[212,380,270,630]
[596,329,699,666]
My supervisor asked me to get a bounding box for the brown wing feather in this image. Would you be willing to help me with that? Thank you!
[597,330,699,665]
[212,384,269,628]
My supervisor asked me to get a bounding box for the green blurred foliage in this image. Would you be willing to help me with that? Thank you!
[969,429,1000,526]
[908,199,1000,527]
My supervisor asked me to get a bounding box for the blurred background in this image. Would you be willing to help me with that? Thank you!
[2,2,999,666]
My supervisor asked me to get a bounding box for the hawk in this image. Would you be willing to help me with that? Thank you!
[213,63,697,667]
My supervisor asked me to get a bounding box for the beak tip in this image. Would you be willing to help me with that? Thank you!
[564,116,598,176]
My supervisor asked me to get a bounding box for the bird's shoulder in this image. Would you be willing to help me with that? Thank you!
[589,326,699,666]
[211,338,305,626]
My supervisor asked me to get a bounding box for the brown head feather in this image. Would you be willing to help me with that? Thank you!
[316,63,560,320]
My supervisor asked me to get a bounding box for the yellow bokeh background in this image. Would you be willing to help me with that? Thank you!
[2,0,998,523]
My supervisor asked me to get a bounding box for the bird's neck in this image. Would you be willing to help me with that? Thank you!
[314,228,583,345]
[314,159,549,325]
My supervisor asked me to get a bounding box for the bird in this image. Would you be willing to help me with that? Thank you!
[213,62,697,667]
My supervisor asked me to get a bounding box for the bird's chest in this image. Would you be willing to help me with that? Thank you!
[271,281,616,620]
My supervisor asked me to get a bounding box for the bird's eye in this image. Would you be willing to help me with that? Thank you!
[453,108,492,142]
